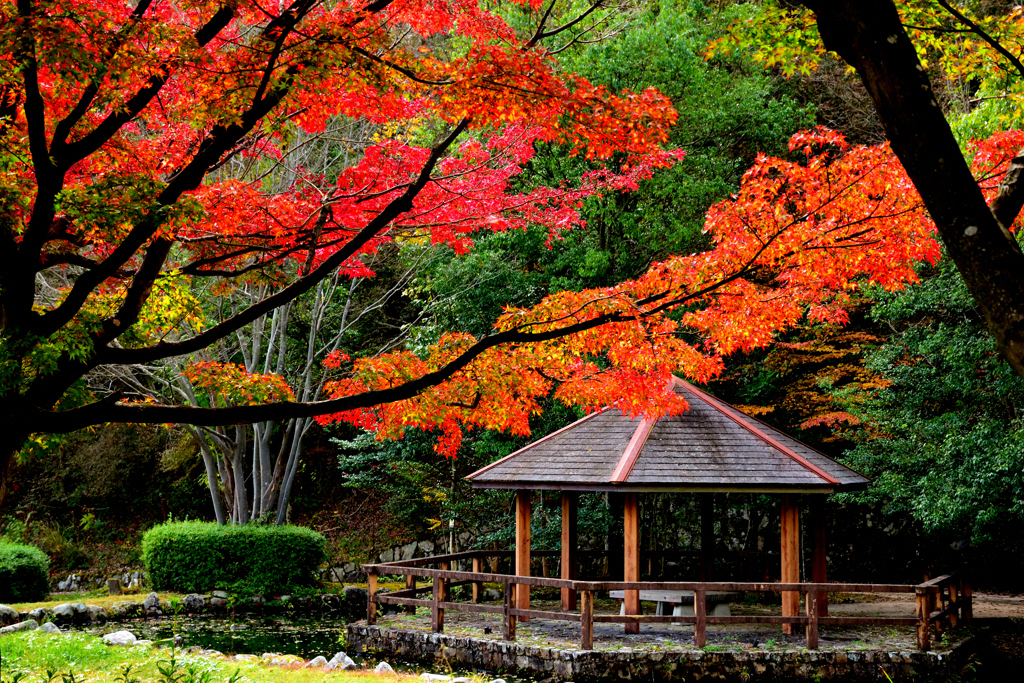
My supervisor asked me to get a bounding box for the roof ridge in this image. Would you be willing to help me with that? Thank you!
[672,377,841,486]
[464,407,611,481]
[609,416,657,483]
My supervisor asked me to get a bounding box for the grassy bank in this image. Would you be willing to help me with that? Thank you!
[0,631,417,683]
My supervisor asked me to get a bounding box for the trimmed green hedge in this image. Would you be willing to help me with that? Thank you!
[0,541,50,602]
[142,522,326,594]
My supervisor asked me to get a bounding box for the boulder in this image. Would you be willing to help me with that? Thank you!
[451,678,473,683]
[327,652,357,671]
[198,650,224,658]
[488,679,508,683]
[483,589,502,602]
[141,592,162,613]
[379,548,395,563]
[306,656,329,668]
[28,608,51,623]
[400,542,418,561]
[86,605,108,621]
[233,654,260,662]
[0,604,19,626]
[103,630,138,646]
[109,601,142,618]
[420,674,453,682]
[211,590,229,599]
[40,622,61,634]
[0,619,38,634]
[374,661,395,675]
[209,597,227,607]
[182,594,205,612]
[51,603,84,624]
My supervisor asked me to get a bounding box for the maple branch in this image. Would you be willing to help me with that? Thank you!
[352,47,454,86]
[990,149,1024,230]
[56,5,236,170]
[50,0,156,149]
[933,0,1024,80]
[97,119,470,366]
[528,0,604,47]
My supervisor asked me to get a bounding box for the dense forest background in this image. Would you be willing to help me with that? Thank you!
[3,0,1023,589]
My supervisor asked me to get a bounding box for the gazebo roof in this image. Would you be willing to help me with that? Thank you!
[467,376,869,493]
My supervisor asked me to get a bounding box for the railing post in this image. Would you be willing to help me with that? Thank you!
[694,588,707,648]
[405,573,416,614]
[503,582,517,641]
[805,589,818,650]
[916,588,931,651]
[440,561,450,602]
[930,588,942,635]
[962,578,973,622]
[948,580,959,628]
[367,571,378,625]
[581,589,594,650]
[472,556,482,604]
[432,575,445,633]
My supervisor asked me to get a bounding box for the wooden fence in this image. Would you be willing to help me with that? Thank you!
[362,551,970,651]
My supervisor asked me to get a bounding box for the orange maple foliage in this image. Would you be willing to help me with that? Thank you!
[316,128,943,457]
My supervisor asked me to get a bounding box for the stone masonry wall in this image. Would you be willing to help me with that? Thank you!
[347,624,973,682]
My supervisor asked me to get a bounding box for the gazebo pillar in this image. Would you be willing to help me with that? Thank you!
[516,489,531,620]
[810,497,829,617]
[781,493,800,634]
[561,492,578,611]
[623,491,640,634]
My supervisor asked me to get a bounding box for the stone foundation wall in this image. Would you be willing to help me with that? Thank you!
[347,625,972,682]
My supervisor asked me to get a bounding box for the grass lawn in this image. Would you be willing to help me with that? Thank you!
[0,631,420,683]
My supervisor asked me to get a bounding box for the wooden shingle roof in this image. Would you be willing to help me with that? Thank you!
[466,377,869,493]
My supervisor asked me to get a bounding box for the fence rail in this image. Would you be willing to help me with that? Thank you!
[362,551,970,651]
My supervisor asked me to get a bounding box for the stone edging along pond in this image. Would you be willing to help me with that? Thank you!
[0,586,372,629]
[346,624,977,683]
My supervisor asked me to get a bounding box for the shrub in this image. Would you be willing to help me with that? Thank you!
[142,522,326,594]
[0,540,50,602]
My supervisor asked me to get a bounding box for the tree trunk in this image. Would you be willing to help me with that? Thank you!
[0,425,28,512]
[804,0,1024,378]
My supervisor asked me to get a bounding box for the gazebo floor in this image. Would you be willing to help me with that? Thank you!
[370,595,956,652]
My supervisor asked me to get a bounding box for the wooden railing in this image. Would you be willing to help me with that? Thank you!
[362,551,971,651]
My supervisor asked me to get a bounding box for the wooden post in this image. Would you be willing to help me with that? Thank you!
[405,574,416,614]
[367,572,378,625]
[781,493,800,635]
[700,494,714,582]
[806,589,818,649]
[472,556,482,604]
[916,589,931,651]
[561,492,578,611]
[962,579,973,621]
[503,582,516,641]
[948,581,959,628]
[810,497,829,617]
[516,489,532,620]
[623,491,641,634]
[927,587,941,635]
[107,578,122,596]
[580,589,594,650]
[432,575,445,632]
[694,588,706,648]
[440,561,450,602]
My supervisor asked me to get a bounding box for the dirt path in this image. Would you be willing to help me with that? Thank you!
[827,591,1024,619]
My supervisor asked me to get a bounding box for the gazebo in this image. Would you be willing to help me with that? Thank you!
[465,375,870,633]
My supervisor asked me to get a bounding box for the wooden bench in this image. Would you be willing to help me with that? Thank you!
[609,589,743,618]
